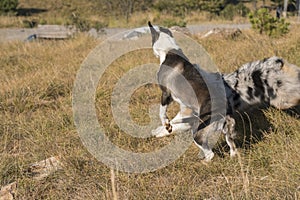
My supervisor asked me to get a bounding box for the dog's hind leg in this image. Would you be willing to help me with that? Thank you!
[193,128,215,162]
[223,116,237,157]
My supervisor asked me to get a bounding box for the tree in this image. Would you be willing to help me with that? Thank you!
[249,8,290,37]
[120,0,134,23]
[0,0,18,14]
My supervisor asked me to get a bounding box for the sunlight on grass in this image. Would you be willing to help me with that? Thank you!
[0,25,299,199]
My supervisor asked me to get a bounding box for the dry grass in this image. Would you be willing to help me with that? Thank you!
[0,24,300,199]
[0,0,298,29]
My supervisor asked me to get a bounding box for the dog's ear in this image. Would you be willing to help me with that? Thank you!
[264,57,285,71]
[148,21,159,46]
[274,58,284,70]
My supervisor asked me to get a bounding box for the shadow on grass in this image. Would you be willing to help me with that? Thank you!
[17,8,48,16]
[283,105,300,120]
[214,105,300,158]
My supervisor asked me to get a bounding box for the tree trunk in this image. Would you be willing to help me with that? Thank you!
[297,0,300,20]
[283,0,288,18]
[252,0,257,10]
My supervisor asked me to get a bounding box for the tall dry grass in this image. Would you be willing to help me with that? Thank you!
[0,24,299,199]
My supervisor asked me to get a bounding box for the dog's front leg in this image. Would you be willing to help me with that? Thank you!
[153,104,195,137]
[160,90,173,133]
[159,104,170,130]
[152,90,173,137]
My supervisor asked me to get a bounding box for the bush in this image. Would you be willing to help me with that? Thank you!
[154,0,187,17]
[249,8,290,37]
[221,3,250,20]
[0,0,18,15]
[22,19,38,28]
[91,21,108,31]
[69,12,90,32]
[154,0,224,17]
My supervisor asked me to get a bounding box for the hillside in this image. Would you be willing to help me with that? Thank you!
[0,0,288,28]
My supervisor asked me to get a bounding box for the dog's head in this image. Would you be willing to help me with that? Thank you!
[148,21,180,63]
[265,57,300,109]
[225,57,300,111]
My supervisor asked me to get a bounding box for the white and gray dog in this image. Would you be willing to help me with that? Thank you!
[148,22,300,161]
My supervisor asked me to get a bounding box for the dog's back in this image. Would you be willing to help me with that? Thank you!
[158,49,211,117]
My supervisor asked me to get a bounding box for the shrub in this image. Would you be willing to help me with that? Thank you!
[0,0,18,15]
[154,0,187,17]
[221,3,250,20]
[69,12,90,32]
[91,21,108,31]
[154,0,224,17]
[22,19,38,28]
[39,18,47,25]
[249,8,290,37]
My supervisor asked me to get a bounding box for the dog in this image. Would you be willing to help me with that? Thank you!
[224,57,300,111]
[148,22,300,161]
[148,21,238,161]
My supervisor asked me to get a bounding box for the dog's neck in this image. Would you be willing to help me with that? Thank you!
[153,32,180,64]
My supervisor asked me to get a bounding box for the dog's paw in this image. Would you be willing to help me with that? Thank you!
[151,126,170,137]
[203,152,215,162]
[165,123,172,133]
[198,150,214,163]
[230,149,238,158]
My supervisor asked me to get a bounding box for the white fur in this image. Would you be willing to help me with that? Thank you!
[225,134,237,157]
[152,32,180,64]
[194,141,215,162]
[151,125,170,137]
[152,106,195,137]
[159,104,169,125]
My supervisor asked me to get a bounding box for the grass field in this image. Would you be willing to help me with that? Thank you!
[0,23,300,199]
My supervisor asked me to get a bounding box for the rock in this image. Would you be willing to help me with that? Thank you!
[36,25,76,39]
[88,28,98,38]
[122,26,151,40]
[201,28,242,39]
[26,156,63,180]
[0,182,17,200]
[170,26,191,35]
[0,157,63,200]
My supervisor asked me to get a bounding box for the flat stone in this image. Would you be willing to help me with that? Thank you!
[26,156,63,180]
[0,182,17,200]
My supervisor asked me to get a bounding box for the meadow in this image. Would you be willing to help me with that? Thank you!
[0,24,300,199]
